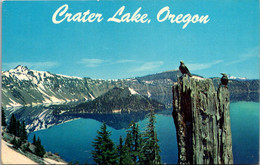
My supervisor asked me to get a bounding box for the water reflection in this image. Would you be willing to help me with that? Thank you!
[8,105,166,132]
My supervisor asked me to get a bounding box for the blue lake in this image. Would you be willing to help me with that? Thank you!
[28,102,259,164]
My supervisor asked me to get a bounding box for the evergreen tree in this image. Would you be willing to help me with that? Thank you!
[7,114,27,140]
[124,121,144,164]
[11,137,21,149]
[91,123,117,164]
[22,142,30,152]
[138,133,145,164]
[117,136,124,164]
[16,120,21,137]
[20,121,27,142]
[35,137,46,158]
[142,110,161,164]
[131,123,142,163]
[117,136,132,164]
[1,106,7,126]
[33,134,37,145]
[124,127,133,151]
[17,138,22,149]
[8,114,17,136]
[11,137,18,148]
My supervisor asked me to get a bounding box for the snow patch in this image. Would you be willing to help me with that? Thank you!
[38,109,48,121]
[14,73,30,81]
[89,93,95,100]
[6,67,54,83]
[7,98,23,108]
[49,96,66,103]
[147,91,151,98]
[3,72,10,77]
[144,80,153,84]
[229,75,247,80]
[128,88,139,95]
[56,74,82,79]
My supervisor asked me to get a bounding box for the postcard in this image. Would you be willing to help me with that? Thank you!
[1,0,259,164]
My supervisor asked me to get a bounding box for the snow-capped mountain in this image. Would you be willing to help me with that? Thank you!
[2,65,177,109]
[2,65,98,108]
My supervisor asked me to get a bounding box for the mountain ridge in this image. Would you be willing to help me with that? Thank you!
[2,65,259,109]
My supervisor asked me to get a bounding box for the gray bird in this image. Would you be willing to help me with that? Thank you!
[179,61,192,77]
[221,73,228,88]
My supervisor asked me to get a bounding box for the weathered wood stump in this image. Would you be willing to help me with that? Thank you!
[172,75,233,164]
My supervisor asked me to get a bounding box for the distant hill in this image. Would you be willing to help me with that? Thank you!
[211,77,259,102]
[53,87,165,114]
[136,70,182,82]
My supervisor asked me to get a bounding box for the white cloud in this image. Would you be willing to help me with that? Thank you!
[187,60,223,71]
[78,58,105,67]
[226,47,258,65]
[78,58,137,67]
[132,61,164,72]
[2,61,59,71]
[114,59,136,64]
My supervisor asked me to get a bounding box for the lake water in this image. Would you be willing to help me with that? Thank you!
[28,102,259,164]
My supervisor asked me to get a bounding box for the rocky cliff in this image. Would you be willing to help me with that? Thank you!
[172,76,233,164]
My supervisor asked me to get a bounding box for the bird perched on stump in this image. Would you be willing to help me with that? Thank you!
[179,61,192,77]
[221,73,228,88]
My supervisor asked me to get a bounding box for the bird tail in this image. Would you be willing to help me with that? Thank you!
[188,72,192,77]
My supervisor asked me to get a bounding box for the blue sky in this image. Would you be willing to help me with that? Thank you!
[2,0,259,79]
